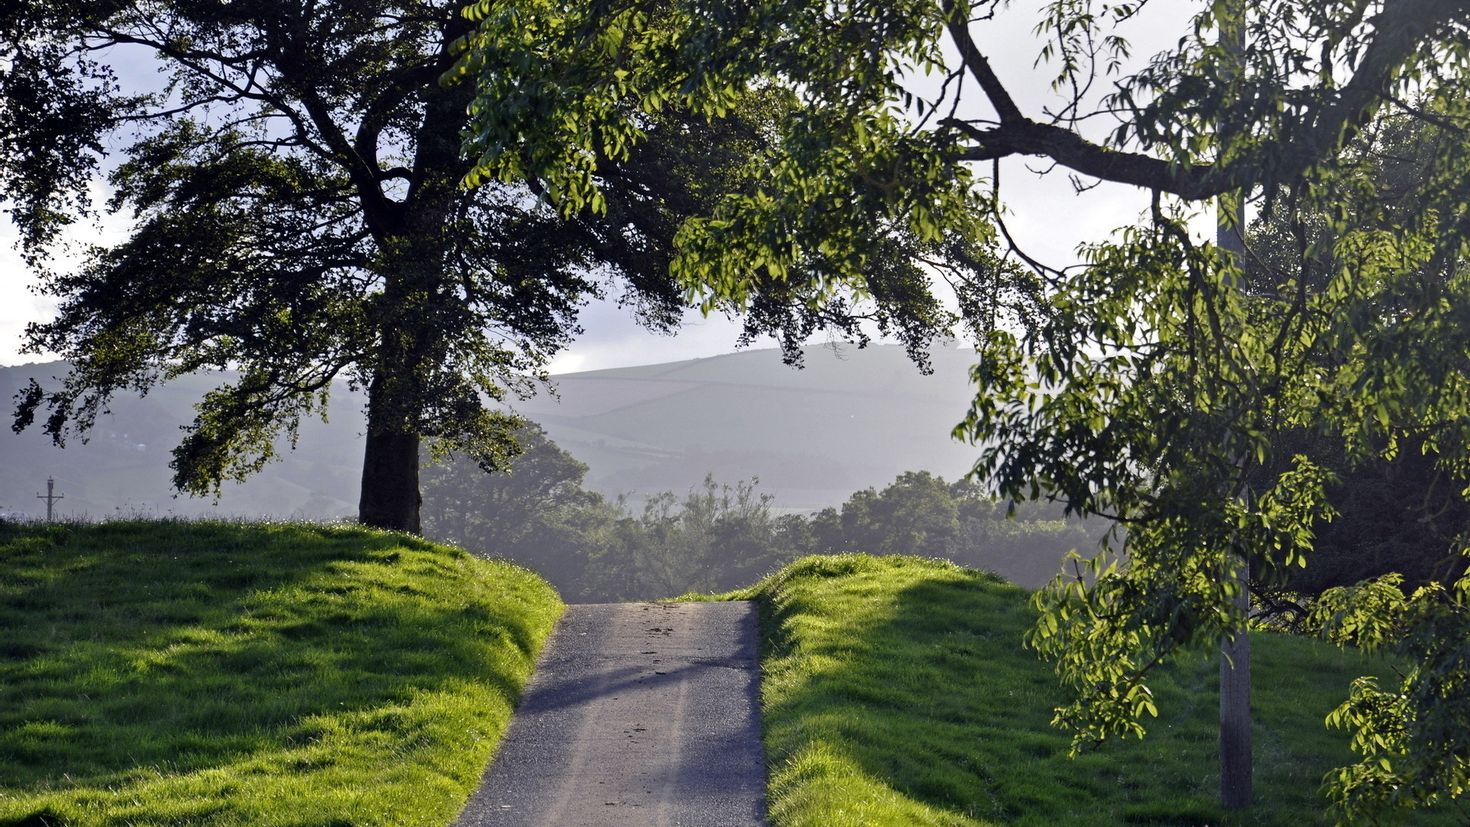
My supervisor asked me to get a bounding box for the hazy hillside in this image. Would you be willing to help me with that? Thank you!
[0,364,364,520]
[521,344,981,511]
[0,344,984,519]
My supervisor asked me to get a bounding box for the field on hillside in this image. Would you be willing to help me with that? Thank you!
[0,366,364,521]
[0,520,562,827]
[718,555,1457,826]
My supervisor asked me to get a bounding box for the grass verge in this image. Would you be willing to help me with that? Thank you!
[713,554,1455,826]
[0,519,562,827]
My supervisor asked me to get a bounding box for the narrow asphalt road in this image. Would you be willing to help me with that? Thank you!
[454,602,767,827]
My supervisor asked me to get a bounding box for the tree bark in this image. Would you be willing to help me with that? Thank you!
[359,372,423,532]
[945,0,1459,200]
[1218,51,1253,800]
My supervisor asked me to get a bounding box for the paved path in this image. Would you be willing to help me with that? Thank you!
[455,602,766,827]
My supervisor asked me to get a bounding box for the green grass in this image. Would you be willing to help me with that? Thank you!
[0,519,563,827]
[709,554,1458,826]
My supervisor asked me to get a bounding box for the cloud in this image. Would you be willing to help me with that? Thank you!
[0,225,53,366]
[1,181,136,367]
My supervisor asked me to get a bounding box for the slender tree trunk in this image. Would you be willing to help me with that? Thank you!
[1220,559,1253,808]
[1218,188,1253,811]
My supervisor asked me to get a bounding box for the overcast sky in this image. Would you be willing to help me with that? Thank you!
[0,2,1197,374]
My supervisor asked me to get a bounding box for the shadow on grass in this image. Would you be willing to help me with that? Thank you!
[0,520,548,801]
[754,556,1455,826]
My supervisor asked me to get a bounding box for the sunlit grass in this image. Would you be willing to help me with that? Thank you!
[0,519,562,827]
[713,554,1456,826]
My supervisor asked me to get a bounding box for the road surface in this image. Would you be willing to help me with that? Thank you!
[455,601,766,826]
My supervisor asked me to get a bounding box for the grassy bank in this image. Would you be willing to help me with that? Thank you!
[0,520,562,827]
[718,554,1453,826]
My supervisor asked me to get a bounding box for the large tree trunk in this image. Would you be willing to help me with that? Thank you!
[359,372,423,532]
[355,249,436,533]
[354,12,474,534]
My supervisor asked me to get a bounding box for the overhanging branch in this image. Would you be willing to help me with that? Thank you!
[942,0,1469,200]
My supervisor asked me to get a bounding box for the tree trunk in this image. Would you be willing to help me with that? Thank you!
[1216,5,1253,808]
[359,373,423,533]
[354,13,473,534]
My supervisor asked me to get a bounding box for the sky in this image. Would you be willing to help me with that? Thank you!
[0,2,1195,374]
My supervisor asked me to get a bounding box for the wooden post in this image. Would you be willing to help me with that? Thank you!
[1219,551,1253,809]
[1217,4,1253,796]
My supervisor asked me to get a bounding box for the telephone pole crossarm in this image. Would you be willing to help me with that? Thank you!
[36,477,64,522]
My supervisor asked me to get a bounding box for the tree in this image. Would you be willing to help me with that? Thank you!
[457,0,1470,817]
[421,422,595,549]
[1,1,955,533]
[1249,429,1470,626]
[418,417,803,599]
[421,422,625,596]
[614,475,790,597]
[1243,115,1470,619]
[839,471,960,557]
[799,471,1097,586]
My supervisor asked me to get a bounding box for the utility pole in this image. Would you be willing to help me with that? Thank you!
[36,477,64,522]
[1218,206,1253,810]
[1218,1,1253,811]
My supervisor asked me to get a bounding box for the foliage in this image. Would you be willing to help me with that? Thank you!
[832,471,961,558]
[1308,573,1470,820]
[1244,110,1470,566]
[600,476,796,598]
[420,426,761,599]
[1224,113,1470,818]
[422,428,1096,600]
[805,471,1102,586]
[1250,432,1470,623]
[0,519,562,826]
[1239,113,1470,618]
[453,0,1041,366]
[979,103,1470,813]
[423,448,803,601]
[696,553,1457,826]
[422,422,598,558]
[458,0,1470,815]
[0,0,904,532]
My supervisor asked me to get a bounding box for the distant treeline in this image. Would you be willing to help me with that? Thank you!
[421,425,1101,601]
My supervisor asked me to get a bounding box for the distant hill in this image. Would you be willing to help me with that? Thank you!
[0,363,365,521]
[520,345,981,511]
[0,344,985,520]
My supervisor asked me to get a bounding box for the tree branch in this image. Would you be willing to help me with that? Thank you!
[941,0,1022,123]
[941,0,1469,200]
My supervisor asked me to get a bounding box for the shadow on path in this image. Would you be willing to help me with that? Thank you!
[455,602,766,827]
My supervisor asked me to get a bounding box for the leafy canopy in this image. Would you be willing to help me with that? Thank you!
[0,0,939,526]
[458,0,1470,818]
[4,0,610,497]
[453,0,1030,360]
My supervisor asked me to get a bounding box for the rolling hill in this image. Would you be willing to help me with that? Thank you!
[516,344,982,511]
[0,364,365,521]
[0,344,985,519]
